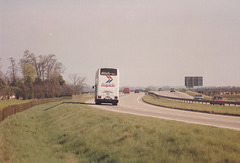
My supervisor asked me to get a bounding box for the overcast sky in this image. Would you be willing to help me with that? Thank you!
[1,0,240,87]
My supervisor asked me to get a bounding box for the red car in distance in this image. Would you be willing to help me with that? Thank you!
[210,96,225,105]
[123,88,130,94]
[170,88,175,92]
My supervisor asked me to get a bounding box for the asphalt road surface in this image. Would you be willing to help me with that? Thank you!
[87,92,240,131]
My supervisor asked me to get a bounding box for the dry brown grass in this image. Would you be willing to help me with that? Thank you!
[222,94,240,101]
[71,94,93,101]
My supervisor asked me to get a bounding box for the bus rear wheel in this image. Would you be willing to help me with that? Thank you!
[96,101,101,105]
[112,102,118,106]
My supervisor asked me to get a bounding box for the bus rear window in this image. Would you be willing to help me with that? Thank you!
[100,68,117,76]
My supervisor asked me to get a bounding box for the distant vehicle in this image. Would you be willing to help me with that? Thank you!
[158,88,162,91]
[144,89,149,94]
[94,68,119,105]
[194,94,203,100]
[134,89,140,93]
[210,96,224,105]
[123,88,130,94]
[170,88,175,92]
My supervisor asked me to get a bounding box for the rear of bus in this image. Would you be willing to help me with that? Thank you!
[95,68,119,105]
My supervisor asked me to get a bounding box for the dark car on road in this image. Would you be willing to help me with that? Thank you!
[134,89,140,93]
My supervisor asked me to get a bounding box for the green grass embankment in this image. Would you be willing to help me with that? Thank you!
[143,94,240,116]
[1,96,240,162]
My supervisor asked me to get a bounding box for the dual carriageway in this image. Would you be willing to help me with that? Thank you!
[88,91,240,131]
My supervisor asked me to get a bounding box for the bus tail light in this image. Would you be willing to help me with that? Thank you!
[114,96,118,100]
[98,96,101,99]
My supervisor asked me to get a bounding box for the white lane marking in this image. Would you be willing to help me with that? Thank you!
[137,94,144,104]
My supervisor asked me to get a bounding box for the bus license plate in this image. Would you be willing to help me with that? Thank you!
[106,96,110,99]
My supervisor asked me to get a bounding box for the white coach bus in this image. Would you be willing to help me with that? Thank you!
[94,68,119,105]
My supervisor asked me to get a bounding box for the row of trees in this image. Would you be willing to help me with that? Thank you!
[0,50,86,100]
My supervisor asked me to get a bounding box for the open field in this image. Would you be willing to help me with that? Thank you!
[143,94,240,116]
[0,97,240,162]
[0,100,32,110]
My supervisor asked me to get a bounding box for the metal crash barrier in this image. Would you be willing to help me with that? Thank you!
[147,92,240,106]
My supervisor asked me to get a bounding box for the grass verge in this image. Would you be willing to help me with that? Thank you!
[1,96,240,162]
[143,94,240,116]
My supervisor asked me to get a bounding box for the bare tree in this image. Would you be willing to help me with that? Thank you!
[0,57,3,78]
[69,73,86,95]
[45,54,65,80]
[38,55,47,80]
[8,57,18,85]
